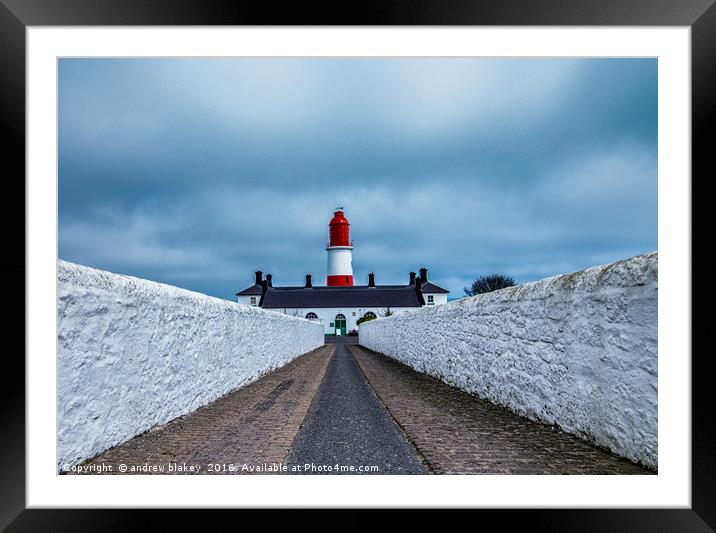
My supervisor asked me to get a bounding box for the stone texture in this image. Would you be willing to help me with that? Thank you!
[67,345,334,474]
[358,252,658,469]
[58,260,325,471]
[350,345,650,475]
[66,341,651,476]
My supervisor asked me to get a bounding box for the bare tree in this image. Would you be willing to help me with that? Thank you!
[464,274,516,296]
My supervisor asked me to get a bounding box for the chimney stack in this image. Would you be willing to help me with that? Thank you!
[255,270,263,285]
[409,271,416,285]
[419,267,428,282]
[368,272,376,288]
[261,279,269,294]
[266,274,273,287]
[414,276,425,306]
[305,273,313,288]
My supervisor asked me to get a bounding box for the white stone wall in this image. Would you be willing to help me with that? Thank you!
[359,252,658,469]
[57,260,324,471]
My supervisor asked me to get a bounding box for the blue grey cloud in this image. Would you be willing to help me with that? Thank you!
[59,57,657,299]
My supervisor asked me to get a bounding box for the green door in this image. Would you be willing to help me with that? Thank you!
[334,314,347,336]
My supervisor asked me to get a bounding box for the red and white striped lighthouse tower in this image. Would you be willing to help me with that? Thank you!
[326,207,354,286]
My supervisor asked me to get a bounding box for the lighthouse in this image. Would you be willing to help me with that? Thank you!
[237,206,451,334]
[326,207,354,286]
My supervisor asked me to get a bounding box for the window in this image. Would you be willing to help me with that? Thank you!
[306,312,318,320]
[250,296,257,306]
[427,295,434,305]
[335,314,346,320]
[363,312,377,320]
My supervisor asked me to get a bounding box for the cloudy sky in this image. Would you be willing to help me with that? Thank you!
[59,58,657,300]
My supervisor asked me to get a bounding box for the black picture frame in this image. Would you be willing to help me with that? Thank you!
[2,0,710,530]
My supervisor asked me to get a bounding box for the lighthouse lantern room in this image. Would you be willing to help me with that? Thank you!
[326,207,354,286]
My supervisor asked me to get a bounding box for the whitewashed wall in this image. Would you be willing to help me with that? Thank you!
[276,306,415,334]
[237,293,260,307]
[360,252,658,469]
[57,260,324,471]
[423,292,448,305]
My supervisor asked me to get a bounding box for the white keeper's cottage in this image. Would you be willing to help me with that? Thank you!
[236,208,449,335]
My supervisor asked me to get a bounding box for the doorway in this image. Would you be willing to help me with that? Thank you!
[334,314,347,336]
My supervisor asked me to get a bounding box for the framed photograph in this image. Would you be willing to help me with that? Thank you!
[4,0,711,529]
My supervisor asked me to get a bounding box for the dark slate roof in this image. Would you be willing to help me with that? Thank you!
[421,281,449,294]
[260,285,423,309]
[236,284,263,296]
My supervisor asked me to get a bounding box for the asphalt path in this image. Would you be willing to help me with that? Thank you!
[286,341,427,475]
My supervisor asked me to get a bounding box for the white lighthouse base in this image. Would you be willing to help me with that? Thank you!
[326,246,354,286]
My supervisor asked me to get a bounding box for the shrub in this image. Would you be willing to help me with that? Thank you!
[356,314,377,326]
[464,274,517,296]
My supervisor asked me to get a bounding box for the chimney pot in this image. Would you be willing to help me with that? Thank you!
[255,270,263,285]
[368,272,376,288]
[305,273,313,288]
[266,274,273,287]
[409,271,416,285]
[419,267,428,282]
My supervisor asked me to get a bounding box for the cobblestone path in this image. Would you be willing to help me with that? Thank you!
[285,341,427,474]
[348,345,651,475]
[75,345,334,474]
[73,339,652,476]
